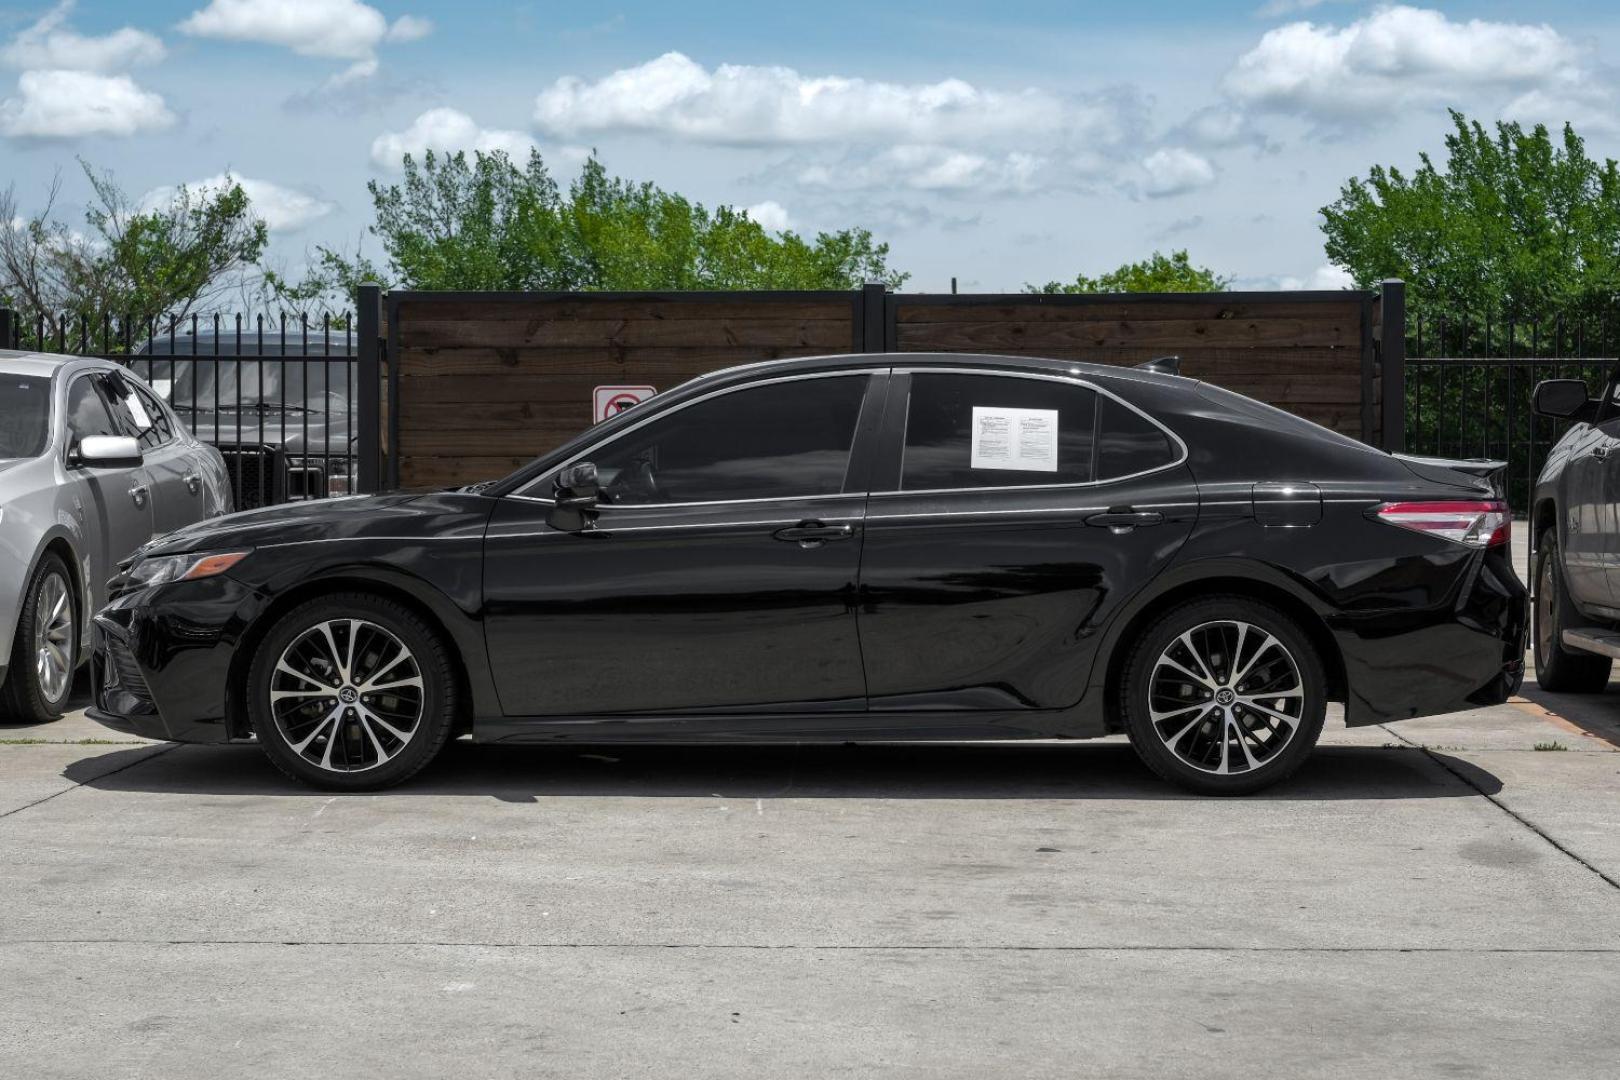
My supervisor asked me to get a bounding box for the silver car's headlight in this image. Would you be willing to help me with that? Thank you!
[127,550,251,588]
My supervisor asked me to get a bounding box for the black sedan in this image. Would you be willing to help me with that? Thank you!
[88,353,1526,794]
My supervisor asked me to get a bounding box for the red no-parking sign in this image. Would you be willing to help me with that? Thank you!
[592,385,656,423]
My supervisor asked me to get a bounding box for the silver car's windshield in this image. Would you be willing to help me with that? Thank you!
[0,377,50,458]
[137,358,353,414]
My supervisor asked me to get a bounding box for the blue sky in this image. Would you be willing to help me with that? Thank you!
[3,1,1619,294]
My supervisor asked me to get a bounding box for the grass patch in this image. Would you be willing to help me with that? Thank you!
[1533,741,1569,751]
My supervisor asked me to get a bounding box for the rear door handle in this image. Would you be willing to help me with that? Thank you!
[773,520,855,547]
[1595,446,1611,460]
[1085,509,1164,530]
[128,484,149,507]
[183,472,201,494]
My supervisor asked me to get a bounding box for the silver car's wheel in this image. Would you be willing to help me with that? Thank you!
[269,618,426,774]
[1147,618,1305,776]
[33,570,74,705]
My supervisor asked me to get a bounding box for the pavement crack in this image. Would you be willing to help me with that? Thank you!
[1388,729,1620,894]
[0,743,177,822]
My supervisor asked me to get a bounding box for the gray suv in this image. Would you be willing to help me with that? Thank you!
[0,351,230,722]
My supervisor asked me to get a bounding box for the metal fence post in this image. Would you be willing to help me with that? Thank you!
[0,307,15,350]
[860,281,887,353]
[356,283,383,493]
[1379,279,1406,453]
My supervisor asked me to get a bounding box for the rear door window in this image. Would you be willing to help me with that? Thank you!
[901,373,1098,490]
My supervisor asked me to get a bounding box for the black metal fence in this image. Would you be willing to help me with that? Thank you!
[1405,306,1619,515]
[0,308,361,511]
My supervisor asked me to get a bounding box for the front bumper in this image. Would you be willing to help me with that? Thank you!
[88,574,267,743]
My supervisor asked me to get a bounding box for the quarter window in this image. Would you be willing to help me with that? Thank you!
[587,376,869,505]
[1096,395,1177,478]
[902,373,1098,490]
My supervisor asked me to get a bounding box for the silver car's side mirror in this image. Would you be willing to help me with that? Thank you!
[73,435,143,469]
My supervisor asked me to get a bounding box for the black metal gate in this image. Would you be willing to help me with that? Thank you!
[0,309,360,512]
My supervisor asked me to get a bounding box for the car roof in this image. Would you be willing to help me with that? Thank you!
[135,330,357,356]
[686,351,1196,391]
[0,350,120,378]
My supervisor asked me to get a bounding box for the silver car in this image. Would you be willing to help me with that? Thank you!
[0,351,231,722]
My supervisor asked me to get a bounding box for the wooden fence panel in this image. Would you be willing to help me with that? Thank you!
[390,292,860,488]
[891,293,1371,439]
[385,289,1379,489]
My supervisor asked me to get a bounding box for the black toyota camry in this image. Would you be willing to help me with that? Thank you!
[89,353,1526,794]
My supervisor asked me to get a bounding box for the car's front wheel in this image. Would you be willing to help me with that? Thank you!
[1533,529,1611,693]
[1119,596,1327,795]
[246,593,457,790]
[1,552,77,723]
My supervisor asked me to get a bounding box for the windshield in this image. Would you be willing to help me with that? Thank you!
[0,377,51,458]
[134,358,355,414]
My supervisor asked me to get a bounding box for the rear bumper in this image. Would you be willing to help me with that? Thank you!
[86,575,265,744]
[1336,545,1527,726]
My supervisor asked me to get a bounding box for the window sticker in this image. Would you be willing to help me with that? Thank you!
[970,406,1058,472]
[125,392,152,431]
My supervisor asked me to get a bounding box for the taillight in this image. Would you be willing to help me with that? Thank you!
[1372,501,1511,548]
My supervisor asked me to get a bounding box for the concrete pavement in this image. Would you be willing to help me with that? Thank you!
[3,674,1619,1078]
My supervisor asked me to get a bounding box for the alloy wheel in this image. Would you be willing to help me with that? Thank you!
[33,571,73,704]
[1147,619,1305,775]
[269,618,425,773]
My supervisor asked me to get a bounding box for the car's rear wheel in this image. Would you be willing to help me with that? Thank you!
[1533,529,1611,693]
[247,593,457,790]
[1120,596,1327,795]
[1,553,76,724]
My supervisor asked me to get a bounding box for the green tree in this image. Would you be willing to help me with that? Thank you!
[1320,110,1620,323]
[0,162,268,332]
[290,150,907,300]
[1026,250,1228,294]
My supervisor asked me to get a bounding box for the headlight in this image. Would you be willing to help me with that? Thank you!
[127,550,251,587]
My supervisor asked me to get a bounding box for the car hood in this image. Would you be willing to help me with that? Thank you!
[135,490,494,560]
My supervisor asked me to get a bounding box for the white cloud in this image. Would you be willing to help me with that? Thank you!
[744,200,793,232]
[797,145,1046,195]
[178,0,429,82]
[0,2,165,73]
[1224,6,1588,126]
[384,14,432,42]
[1249,263,1357,291]
[142,173,336,232]
[370,107,537,168]
[0,69,173,138]
[1171,105,1272,152]
[1141,148,1216,198]
[532,51,1124,149]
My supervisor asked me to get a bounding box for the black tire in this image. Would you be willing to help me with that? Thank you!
[1,552,77,724]
[247,593,457,791]
[1533,529,1611,693]
[1120,595,1327,796]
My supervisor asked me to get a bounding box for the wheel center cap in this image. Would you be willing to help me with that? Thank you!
[1215,688,1236,706]
[339,686,358,704]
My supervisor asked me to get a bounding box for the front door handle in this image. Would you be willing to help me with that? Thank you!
[1595,445,1611,460]
[183,472,201,494]
[773,520,855,548]
[1085,508,1163,531]
[128,484,149,508]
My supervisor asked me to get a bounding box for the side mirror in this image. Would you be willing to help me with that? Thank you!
[1532,379,1596,421]
[546,461,600,532]
[73,435,143,469]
